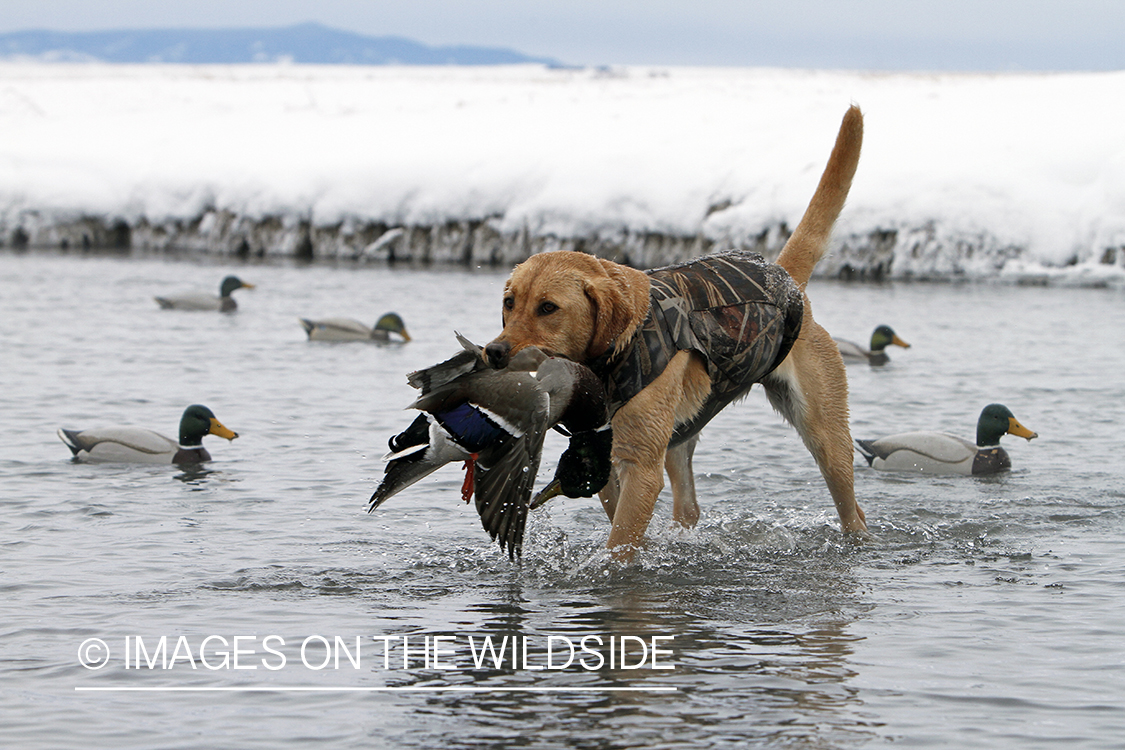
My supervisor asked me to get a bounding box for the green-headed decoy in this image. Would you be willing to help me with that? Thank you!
[835,324,910,365]
[58,404,238,464]
[155,275,254,312]
[854,403,1037,475]
[299,312,411,342]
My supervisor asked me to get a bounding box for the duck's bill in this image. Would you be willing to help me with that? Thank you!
[1007,418,1037,441]
[892,334,911,349]
[210,419,239,441]
[399,329,412,342]
[241,282,256,289]
[530,478,563,510]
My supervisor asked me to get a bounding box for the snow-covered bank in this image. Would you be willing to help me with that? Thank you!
[2,63,1124,281]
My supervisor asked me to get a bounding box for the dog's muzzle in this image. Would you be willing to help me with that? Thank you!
[485,340,511,369]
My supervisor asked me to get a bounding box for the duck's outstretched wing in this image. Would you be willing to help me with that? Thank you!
[472,394,550,559]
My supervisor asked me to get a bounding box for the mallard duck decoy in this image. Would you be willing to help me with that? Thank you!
[299,312,411,342]
[58,404,239,464]
[155,275,254,312]
[835,325,910,365]
[854,403,1037,475]
[368,334,609,558]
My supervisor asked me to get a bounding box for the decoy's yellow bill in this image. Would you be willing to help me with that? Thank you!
[209,419,239,440]
[1007,418,1037,441]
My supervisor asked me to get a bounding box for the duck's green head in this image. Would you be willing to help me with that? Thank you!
[179,404,239,446]
[870,325,911,352]
[220,276,254,297]
[976,403,1037,447]
[375,312,411,341]
[530,428,613,509]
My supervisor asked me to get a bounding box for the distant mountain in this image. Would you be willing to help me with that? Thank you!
[0,22,561,66]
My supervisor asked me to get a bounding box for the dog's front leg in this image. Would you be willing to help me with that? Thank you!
[603,351,700,559]
[598,464,620,522]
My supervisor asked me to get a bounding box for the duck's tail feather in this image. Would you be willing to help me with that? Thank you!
[369,414,443,511]
[369,456,446,511]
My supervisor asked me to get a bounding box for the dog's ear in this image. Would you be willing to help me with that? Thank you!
[584,260,650,359]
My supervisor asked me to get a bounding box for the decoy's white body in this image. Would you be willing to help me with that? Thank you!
[299,313,411,342]
[857,431,995,475]
[58,427,192,463]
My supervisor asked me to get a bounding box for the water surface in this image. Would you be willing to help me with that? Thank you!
[2,251,1124,748]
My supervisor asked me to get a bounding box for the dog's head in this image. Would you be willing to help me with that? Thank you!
[485,251,651,369]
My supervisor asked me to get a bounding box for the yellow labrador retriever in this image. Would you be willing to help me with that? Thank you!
[485,106,868,559]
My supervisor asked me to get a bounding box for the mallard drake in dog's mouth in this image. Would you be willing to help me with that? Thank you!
[369,333,609,558]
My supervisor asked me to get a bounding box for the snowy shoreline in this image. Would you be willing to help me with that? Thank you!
[2,63,1124,282]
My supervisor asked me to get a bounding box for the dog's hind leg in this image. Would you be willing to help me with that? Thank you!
[666,434,700,528]
[764,106,866,534]
[762,321,867,533]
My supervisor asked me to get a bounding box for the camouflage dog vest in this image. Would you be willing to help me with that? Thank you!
[588,250,804,446]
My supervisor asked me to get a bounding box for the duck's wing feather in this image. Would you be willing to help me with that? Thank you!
[412,368,542,429]
[407,349,483,393]
[472,390,551,559]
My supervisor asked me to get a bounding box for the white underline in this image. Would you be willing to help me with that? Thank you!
[75,685,677,693]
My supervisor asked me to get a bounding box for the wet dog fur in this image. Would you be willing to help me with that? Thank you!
[485,106,868,559]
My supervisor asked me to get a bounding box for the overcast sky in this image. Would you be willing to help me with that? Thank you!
[3,0,1123,71]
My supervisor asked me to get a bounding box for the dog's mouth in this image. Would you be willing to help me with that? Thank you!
[484,340,512,369]
[485,340,568,369]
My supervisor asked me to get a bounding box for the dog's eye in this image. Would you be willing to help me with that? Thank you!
[503,297,514,310]
[537,301,558,316]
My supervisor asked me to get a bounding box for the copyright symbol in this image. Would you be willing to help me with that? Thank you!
[78,638,110,669]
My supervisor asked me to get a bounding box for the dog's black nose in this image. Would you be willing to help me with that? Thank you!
[485,340,511,369]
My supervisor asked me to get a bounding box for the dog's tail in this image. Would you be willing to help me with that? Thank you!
[775,105,863,288]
